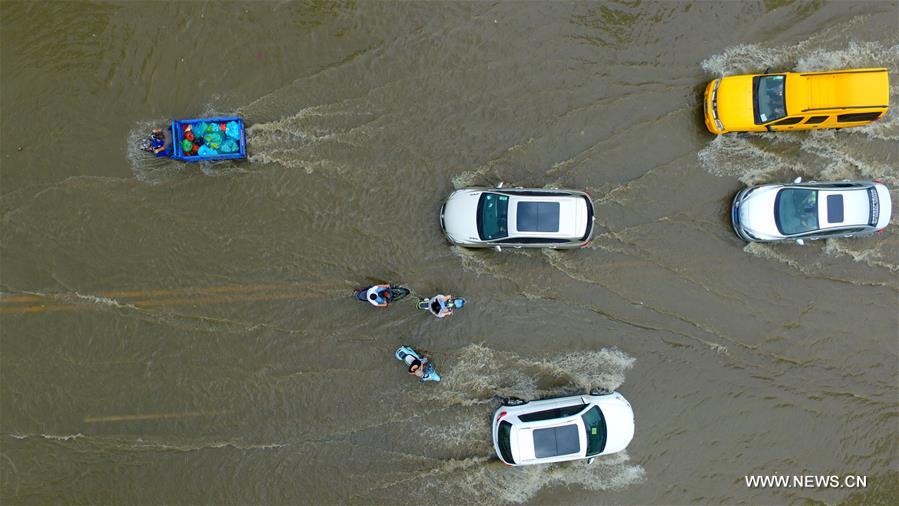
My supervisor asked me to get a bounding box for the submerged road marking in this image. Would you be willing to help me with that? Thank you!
[84,410,230,423]
[0,283,336,314]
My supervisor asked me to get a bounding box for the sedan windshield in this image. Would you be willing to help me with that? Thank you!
[754,75,786,124]
[582,406,607,456]
[477,193,509,240]
[775,188,819,235]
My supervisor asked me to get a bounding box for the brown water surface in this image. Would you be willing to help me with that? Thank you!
[1,1,897,504]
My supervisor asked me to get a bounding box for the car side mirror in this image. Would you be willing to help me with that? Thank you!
[795,239,805,246]
[763,67,771,74]
[765,125,773,132]
[496,182,504,188]
[494,245,502,252]
[586,457,596,465]
[793,177,802,183]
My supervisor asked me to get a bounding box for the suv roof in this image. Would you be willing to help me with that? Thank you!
[506,194,584,239]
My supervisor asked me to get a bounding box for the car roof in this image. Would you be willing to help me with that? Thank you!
[817,188,871,228]
[504,194,585,238]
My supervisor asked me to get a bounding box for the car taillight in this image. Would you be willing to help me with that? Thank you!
[497,411,507,420]
[580,239,591,248]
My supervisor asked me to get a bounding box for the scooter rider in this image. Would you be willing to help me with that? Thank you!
[366,284,391,307]
[429,294,456,318]
[407,356,430,382]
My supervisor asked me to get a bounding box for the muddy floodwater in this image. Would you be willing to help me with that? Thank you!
[1,1,897,504]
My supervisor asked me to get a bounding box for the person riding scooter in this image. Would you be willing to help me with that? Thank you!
[408,357,428,379]
[395,345,440,383]
[366,284,392,307]
[140,127,172,156]
[428,294,463,318]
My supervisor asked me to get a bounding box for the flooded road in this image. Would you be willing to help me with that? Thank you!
[1,1,897,504]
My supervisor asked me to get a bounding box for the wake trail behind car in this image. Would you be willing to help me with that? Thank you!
[366,451,644,505]
[417,344,635,408]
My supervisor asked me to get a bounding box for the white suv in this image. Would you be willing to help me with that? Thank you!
[732,178,891,244]
[440,185,595,250]
[491,391,634,466]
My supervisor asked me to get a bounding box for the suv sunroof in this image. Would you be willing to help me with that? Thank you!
[516,202,560,232]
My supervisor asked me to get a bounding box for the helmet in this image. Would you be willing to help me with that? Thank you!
[453,298,465,308]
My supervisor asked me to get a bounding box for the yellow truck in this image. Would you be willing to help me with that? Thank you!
[703,68,889,134]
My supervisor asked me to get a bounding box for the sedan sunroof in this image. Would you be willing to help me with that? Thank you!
[826,194,844,223]
[516,202,560,232]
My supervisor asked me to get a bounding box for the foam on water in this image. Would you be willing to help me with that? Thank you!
[698,135,806,185]
[72,292,128,308]
[451,247,546,300]
[425,343,635,407]
[8,433,84,441]
[823,239,899,273]
[126,120,183,183]
[382,452,644,505]
[426,344,539,404]
[801,129,899,184]
[700,16,889,76]
[451,165,496,190]
[743,242,897,288]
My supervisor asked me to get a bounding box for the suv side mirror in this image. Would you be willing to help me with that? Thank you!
[494,245,502,252]
[496,182,504,188]
[793,177,802,183]
[795,238,805,246]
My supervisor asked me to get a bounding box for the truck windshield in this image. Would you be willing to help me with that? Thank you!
[775,189,819,235]
[477,193,509,240]
[754,75,786,124]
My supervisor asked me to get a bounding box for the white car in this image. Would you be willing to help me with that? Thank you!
[732,178,892,244]
[440,185,595,249]
[491,391,634,466]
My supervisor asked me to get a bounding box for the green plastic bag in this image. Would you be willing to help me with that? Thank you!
[205,131,223,149]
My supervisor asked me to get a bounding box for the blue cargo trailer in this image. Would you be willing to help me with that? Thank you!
[145,116,247,162]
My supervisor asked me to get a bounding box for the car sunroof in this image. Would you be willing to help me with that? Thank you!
[826,195,844,223]
[516,202,560,232]
[532,424,580,458]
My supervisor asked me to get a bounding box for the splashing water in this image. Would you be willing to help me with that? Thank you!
[700,16,894,76]
[375,451,644,505]
[424,343,636,407]
[697,135,806,185]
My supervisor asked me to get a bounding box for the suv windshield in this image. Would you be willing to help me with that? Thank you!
[754,75,786,124]
[477,193,509,240]
[582,406,607,456]
[775,188,819,235]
